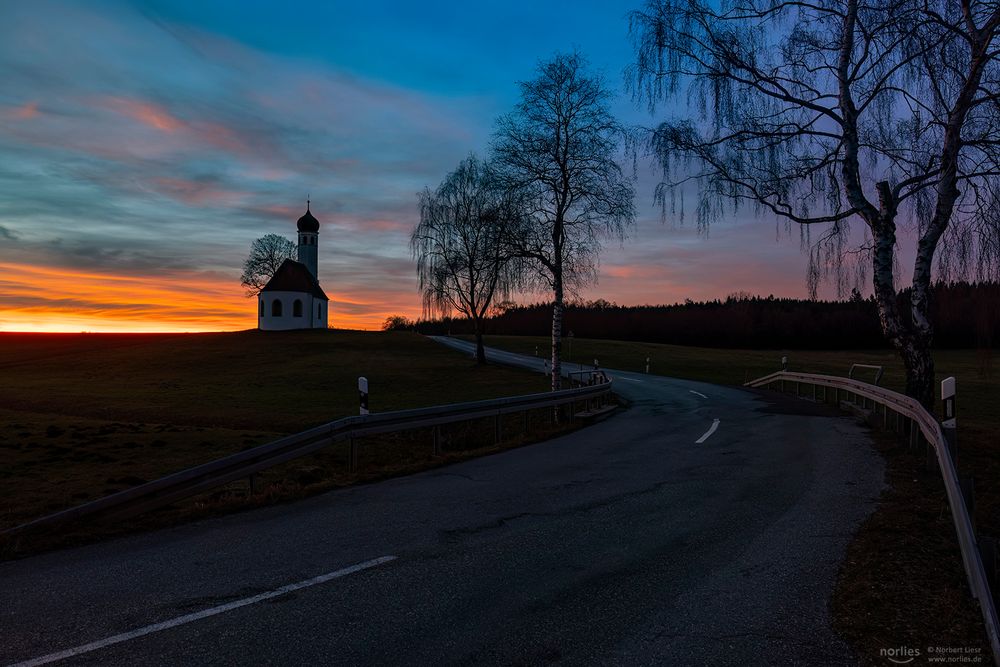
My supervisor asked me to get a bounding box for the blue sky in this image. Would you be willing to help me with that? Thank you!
[0,0,855,331]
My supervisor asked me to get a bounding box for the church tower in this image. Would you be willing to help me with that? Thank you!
[296,199,320,278]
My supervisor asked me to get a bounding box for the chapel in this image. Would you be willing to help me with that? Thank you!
[257,203,329,330]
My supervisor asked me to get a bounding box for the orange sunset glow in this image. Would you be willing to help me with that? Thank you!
[0,262,418,333]
[0,0,840,337]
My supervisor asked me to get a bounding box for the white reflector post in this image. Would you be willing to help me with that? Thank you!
[942,376,956,429]
[359,376,369,416]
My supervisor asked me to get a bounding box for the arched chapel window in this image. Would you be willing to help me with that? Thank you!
[293,299,303,317]
[272,299,283,317]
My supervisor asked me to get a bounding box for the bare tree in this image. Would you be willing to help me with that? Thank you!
[240,233,296,297]
[382,315,414,331]
[493,52,636,390]
[411,154,522,364]
[630,0,1000,407]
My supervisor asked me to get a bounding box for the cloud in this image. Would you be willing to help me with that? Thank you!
[0,0,891,333]
[103,97,184,132]
[6,102,39,120]
[0,0,491,330]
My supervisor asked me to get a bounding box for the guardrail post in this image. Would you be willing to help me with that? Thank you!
[960,475,976,533]
[523,409,529,434]
[349,438,358,473]
[433,425,442,457]
[942,377,957,463]
[494,413,501,444]
[926,435,938,471]
[979,536,998,609]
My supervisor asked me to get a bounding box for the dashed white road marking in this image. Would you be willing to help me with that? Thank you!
[689,390,708,399]
[614,376,642,383]
[10,556,397,667]
[695,419,721,444]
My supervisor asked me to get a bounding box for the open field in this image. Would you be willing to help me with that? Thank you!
[0,330,560,550]
[472,334,997,661]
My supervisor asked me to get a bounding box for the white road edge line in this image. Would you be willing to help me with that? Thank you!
[9,556,397,667]
[689,390,708,399]
[695,419,721,444]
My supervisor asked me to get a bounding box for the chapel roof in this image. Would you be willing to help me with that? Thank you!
[261,259,329,300]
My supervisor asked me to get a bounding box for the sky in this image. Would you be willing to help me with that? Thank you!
[0,0,888,332]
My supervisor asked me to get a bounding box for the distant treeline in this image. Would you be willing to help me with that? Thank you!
[412,282,999,350]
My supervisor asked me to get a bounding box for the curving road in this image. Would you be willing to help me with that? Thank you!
[1,338,883,666]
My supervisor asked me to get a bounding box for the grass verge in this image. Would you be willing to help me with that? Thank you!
[0,330,580,557]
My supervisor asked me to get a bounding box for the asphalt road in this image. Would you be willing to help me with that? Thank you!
[1,338,884,666]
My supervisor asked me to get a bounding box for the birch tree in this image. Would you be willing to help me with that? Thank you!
[630,0,1000,407]
[411,155,521,364]
[493,52,636,390]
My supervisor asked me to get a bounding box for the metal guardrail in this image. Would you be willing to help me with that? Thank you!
[746,370,1000,664]
[3,379,613,537]
[567,369,609,386]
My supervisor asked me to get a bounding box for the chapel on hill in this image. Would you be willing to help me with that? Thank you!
[257,202,330,331]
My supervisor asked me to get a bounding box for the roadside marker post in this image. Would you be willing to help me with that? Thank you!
[942,376,957,460]
[359,376,369,416]
[645,357,650,374]
[353,376,369,473]
[941,376,975,523]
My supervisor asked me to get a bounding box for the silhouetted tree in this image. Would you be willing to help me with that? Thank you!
[240,233,296,297]
[493,52,636,390]
[411,155,522,364]
[630,0,1000,407]
[416,283,1000,350]
[382,315,414,331]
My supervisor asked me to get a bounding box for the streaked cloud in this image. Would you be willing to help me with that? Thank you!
[0,0,866,332]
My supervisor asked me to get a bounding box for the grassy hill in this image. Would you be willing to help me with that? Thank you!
[0,330,552,538]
